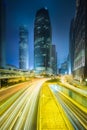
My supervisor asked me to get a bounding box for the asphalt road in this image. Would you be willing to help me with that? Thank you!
[0,78,47,130]
[0,81,32,102]
[50,84,87,130]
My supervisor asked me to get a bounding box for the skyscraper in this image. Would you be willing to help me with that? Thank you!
[69,18,75,74]
[50,45,57,74]
[0,0,6,68]
[34,8,52,74]
[73,0,87,80]
[19,26,29,70]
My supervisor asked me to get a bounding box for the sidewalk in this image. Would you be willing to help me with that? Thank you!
[37,82,74,130]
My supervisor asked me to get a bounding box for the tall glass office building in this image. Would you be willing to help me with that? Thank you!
[34,8,52,74]
[19,26,29,70]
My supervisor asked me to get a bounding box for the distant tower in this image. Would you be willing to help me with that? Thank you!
[0,0,6,68]
[19,26,29,70]
[50,45,57,74]
[34,8,52,74]
[69,18,75,74]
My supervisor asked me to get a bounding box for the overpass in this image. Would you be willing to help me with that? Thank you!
[0,69,31,87]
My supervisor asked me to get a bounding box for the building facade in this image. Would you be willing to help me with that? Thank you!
[73,0,87,80]
[34,8,52,74]
[50,45,57,75]
[19,26,29,70]
[69,18,75,74]
[0,0,6,68]
[59,61,68,75]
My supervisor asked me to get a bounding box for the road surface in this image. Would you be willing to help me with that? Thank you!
[0,78,47,130]
[50,84,87,130]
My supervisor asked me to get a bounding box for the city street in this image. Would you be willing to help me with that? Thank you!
[0,78,87,130]
[0,0,87,129]
[50,84,87,130]
[0,78,47,130]
[37,82,74,130]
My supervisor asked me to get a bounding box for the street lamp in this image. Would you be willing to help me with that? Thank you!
[85,78,87,86]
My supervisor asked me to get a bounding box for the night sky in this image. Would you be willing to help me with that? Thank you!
[5,0,75,69]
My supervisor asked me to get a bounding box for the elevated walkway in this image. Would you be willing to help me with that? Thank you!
[37,82,74,130]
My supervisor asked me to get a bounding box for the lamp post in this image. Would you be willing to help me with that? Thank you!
[85,79,87,86]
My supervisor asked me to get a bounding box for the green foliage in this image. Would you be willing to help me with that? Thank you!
[46,78,60,83]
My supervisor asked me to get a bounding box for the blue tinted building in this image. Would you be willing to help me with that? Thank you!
[19,26,29,70]
[34,8,52,74]
[0,0,6,68]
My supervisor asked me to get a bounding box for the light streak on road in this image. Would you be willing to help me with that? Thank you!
[49,84,87,130]
[0,79,47,130]
[0,82,31,102]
